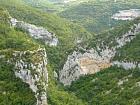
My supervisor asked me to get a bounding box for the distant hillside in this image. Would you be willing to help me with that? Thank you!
[59,0,140,33]
[22,0,63,13]
[88,17,140,62]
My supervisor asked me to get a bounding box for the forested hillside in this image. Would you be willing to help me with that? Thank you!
[1,0,92,70]
[59,0,140,33]
[0,8,38,105]
[69,66,140,105]
[0,0,90,104]
[0,0,140,105]
[66,18,140,105]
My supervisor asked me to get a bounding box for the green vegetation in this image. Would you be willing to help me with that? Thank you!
[114,33,140,62]
[0,8,37,105]
[59,0,140,33]
[47,65,88,105]
[0,0,140,105]
[69,66,140,105]
[0,60,36,105]
[88,17,140,48]
[0,22,38,51]
[0,8,39,51]
[22,0,63,13]
[0,0,91,104]
[0,0,92,69]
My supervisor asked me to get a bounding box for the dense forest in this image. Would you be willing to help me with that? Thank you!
[59,0,140,33]
[69,66,140,105]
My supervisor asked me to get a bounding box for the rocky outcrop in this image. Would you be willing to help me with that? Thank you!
[9,48,48,105]
[115,23,140,48]
[112,61,140,70]
[112,9,140,20]
[0,11,48,104]
[59,49,113,85]
[59,22,140,86]
[10,18,58,46]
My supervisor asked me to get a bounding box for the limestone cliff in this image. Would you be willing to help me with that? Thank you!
[10,18,58,46]
[6,48,48,105]
[112,61,140,70]
[59,22,140,86]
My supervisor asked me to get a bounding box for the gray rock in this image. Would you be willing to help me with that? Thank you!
[10,18,58,46]
[10,48,48,105]
[59,21,140,86]
[112,61,140,70]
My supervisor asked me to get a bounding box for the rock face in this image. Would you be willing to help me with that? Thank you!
[10,18,58,46]
[112,61,140,70]
[59,22,140,86]
[112,9,140,20]
[59,49,112,86]
[115,23,140,48]
[9,48,48,105]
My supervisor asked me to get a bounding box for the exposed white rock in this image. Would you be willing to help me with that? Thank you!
[15,70,38,92]
[54,71,58,79]
[0,55,5,58]
[63,0,87,4]
[138,64,140,68]
[118,78,128,86]
[112,9,140,20]
[64,0,77,3]
[59,19,140,86]
[59,51,82,85]
[116,23,140,48]
[10,18,18,26]
[10,18,58,46]
[59,49,112,86]
[10,48,48,105]
[112,61,139,70]
[105,89,112,95]
[136,82,140,87]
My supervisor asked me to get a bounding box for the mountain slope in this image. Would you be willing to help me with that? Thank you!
[0,0,140,105]
[59,0,140,33]
[61,16,140,105]
[0,0,92,70]
[114,33,140,61]
[0,8,38,105]
[59,16,140,86]
[0,0,90,105]
[69,66,140,105]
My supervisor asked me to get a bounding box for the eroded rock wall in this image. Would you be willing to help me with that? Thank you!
[59,22,140,86]
[10,18,58,46]
[10,48,48,105]
[112,61,140,70]
[59,49,112,85]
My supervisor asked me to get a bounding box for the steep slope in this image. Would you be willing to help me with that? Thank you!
[0,8,48,105]
[10,18,58,46]
[59,17,140,86]
[0,0,91,105]
[0,0,92,70]
[59,0,140,33]
[114,33,140,62]
[59,16,140,105]
[69,66,140,105]
[1,0,140,105]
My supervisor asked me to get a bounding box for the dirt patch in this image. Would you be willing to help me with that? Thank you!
[78,57,111,74]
